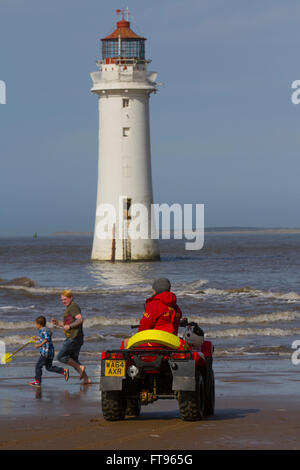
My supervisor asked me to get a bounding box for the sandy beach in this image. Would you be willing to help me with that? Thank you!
[1,358,299,450]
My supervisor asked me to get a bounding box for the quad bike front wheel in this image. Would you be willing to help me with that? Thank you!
[204,369,215,417]
[178,374,205,421]
[101,391,126,421]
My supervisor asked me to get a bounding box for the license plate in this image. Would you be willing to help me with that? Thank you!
[104,359,125,377]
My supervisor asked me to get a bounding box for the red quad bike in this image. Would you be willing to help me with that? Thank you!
[100,323,215,421]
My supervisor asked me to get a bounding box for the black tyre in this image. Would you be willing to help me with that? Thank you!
[125,398,141,417]
[204,369,215,417]
[178,375,205,421]
[101,391,126,421]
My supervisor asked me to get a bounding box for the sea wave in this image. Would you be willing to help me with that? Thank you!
[1,278,299,305]
[2,343,292,359]
[0,332,113,347]
[213,344,291,357]
[0,320,39,330]
[174,279,209,295]
[0,284,149,297]
[191,287,300,303]
[0,277,37,288]
[0,278,209,297]
[1,326,300,346]
[0,305,35,312]
[205,327,300,338]
[84,316,139,328]
[0,311,299,332]
[0,316,139,331]
[0,334,63,346]
[188,311,300,325]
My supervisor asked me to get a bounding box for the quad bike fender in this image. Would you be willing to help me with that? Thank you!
[201,340,213,357]
[171,359,196,391]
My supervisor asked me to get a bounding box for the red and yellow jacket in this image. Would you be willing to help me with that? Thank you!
[138,291,182,335]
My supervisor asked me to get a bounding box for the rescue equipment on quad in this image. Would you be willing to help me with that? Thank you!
[127,329,189,351]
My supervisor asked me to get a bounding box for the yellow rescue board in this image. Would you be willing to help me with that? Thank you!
[127,329,187,350]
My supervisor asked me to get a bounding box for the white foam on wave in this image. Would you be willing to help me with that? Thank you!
[0,279,210,297]
[206,327,300,338]
[1,275,299,307]
[186,286,300,303]
[84,316,140,328]
[189,311,300,325]
[0,285,62,295]
[0,284,147,296]
[278,292,300,301]
[0,320,34,330]
[212,345,291,357]
[175,280,209,295]
[81,311,300,329]
[0,310,299,332]
[1,332,110,347]
[5,343,292,360]
[0,334,62,346]
[0,315,139,331]
[0,305,35,311]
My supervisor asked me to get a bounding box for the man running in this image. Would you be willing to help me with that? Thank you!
[52,290,91,385]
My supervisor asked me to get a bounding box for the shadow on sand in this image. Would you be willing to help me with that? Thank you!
[206,408,260,421]
[123,407,260,422]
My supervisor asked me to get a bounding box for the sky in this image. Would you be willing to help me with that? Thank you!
[0,0,300,235]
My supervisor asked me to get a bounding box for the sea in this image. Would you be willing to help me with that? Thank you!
[1,231,300,368]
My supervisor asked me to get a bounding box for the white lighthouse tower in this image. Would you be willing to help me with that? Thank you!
[90,10,160,261]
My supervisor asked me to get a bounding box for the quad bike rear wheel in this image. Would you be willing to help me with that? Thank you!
[125,398,141,417]
[178,374,205,421]
[101,391,126,421]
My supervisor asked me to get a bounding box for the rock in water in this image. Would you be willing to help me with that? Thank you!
[0,277,37,287]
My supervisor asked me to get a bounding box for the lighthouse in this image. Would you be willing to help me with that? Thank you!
[90,10,160,261]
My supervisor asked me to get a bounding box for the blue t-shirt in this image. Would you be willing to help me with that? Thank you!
[38,327,54,359]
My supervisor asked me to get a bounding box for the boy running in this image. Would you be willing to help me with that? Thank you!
[28,316,69,387]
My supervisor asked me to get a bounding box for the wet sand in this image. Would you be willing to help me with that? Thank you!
[0,359,300,450]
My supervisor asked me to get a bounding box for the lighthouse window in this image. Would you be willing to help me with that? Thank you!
[123,127,130,137]
[123,98,130,108]
[123,198,132,220]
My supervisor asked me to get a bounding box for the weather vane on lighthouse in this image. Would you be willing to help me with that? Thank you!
[90,10,160,261]
[115,7,130,21]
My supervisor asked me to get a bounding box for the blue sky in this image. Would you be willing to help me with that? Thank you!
[0,0,300,235]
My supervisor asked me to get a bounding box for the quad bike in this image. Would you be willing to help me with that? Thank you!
[100,322,215,422]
